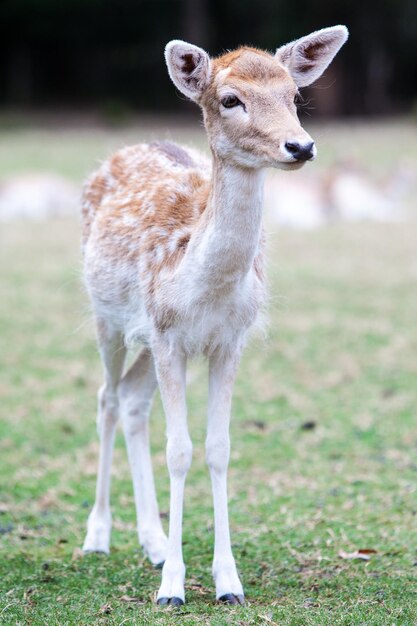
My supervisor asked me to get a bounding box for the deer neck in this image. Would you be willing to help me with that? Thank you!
[184,153,265,292]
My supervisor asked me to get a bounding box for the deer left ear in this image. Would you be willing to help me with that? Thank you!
[165,40,211,102]
[276,25,349,88]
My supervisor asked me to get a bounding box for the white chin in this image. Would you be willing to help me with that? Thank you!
[274,160,306,171]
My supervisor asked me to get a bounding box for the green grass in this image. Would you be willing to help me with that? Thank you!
[1,119,417,625]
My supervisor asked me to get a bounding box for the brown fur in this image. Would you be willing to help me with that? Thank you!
[214,47,288,83]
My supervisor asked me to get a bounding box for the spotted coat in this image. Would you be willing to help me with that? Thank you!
[82,139,265,355]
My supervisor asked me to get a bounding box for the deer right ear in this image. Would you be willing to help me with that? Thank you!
[165,40,211,102]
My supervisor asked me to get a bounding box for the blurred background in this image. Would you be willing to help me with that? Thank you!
[1,0,417,116]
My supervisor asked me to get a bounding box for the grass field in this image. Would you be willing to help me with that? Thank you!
[0,119,417,625]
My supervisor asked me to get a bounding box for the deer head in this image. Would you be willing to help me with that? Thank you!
[165,26,348,170]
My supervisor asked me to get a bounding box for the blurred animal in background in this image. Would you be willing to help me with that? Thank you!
[325,160,414,222]
[265,159,415,229]
[0,173,78,221]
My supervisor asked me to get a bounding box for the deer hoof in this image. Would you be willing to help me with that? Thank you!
[218,593,245,605]
[157,596,184,607]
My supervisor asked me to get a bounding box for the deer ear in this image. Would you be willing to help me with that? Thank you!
[276,25,348,88]
[165,40,211,102]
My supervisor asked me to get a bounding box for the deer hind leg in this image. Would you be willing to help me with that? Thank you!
[152,337,191,606]
[119,348,168,566]
[207,347,244,604]
[83,321,126,554]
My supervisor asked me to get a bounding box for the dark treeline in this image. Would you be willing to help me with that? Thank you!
[1,0,417,117]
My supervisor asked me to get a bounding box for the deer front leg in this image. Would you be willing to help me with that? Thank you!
[152,337,191,606]
[207,347,244,605]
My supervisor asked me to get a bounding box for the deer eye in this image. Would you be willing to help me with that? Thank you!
[221,95,242,108]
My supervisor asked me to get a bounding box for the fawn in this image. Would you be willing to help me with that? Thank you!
[81,26,348,606]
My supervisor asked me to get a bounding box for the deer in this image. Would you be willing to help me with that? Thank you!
[80,25,348,607]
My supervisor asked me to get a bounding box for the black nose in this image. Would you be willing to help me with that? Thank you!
[285,141,315,161]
